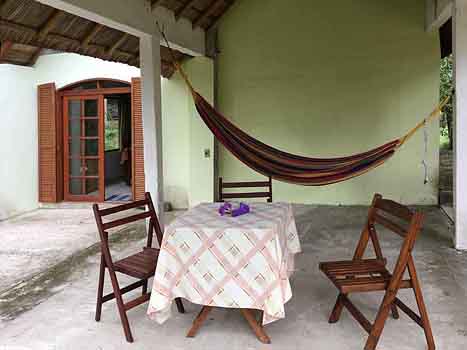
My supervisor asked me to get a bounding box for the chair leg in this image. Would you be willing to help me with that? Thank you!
[142,278,148,295]
[381,274,399,320]
[364,291,397,350]
[175,298,185,314]
[408,257,435,350]
[107,269,134,343]
[95,255,105,322]
[329,293,346,323]
[391,302,400,319]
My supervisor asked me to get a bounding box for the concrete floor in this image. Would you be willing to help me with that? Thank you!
[0,206,147,320]
[0,208,105,294]
[1,205,467,349]
[441,204,455,223]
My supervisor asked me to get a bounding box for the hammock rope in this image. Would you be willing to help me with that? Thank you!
[157,24,453,186]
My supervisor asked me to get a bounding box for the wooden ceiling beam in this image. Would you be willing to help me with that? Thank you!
[193,0,223,28]
[207,0,234,30]
[28,47,42,66]
[37,9,61,41]
[106,33,128,56]
[81,23,104,47]
[129,56,139,67]
[0,19,36,37]
[0,19,137,63]
[175,0,198,20]
[62,15,79,33]
[0,40,13,60]
[0,12,187,78]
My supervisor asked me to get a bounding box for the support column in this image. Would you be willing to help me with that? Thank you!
[454,0,467,249]
[139,33,164,221]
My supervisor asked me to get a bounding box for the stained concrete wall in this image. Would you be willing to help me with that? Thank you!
[217,0,441,205]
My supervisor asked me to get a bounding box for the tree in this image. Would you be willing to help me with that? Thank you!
[440,55,453,150]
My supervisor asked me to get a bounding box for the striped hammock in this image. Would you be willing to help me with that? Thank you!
[175,63,448,186]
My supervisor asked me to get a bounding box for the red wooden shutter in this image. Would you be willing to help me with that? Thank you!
[38,83,58,202]
[131,77,145,201]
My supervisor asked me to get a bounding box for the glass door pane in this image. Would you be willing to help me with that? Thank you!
[64,96,103,201]
[68,99,82,195]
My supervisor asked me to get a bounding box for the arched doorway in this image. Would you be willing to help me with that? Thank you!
[38,78,144,203]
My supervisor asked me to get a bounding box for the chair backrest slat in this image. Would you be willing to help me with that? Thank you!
[222,192,271,199]
[370,194,414,239]
[373,213,408,238]
[365,194,424,278]
[222,181,270,188]
[219,176,273,202]
[93,192,163,252]
[102,211,152,231]
[98,198,149,217]
[373,198,413,222]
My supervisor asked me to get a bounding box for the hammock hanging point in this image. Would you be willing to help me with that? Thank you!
[157,23,197,97]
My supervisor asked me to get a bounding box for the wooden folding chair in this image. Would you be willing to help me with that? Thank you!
[93,192,185,343]
[319,194,435,350]
[219,176,272,202]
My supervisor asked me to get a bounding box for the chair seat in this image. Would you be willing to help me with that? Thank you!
[114,247,159,279]
[320,259,411,293]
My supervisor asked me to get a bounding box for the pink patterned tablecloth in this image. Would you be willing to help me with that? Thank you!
[147,202,301,325]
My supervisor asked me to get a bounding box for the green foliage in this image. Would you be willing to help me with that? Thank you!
[440,55,453,149]
[440,55,453,121]
[440,126,450,150]
[105,119,120,151]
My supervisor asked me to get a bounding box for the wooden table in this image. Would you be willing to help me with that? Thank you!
[147,202,301,343]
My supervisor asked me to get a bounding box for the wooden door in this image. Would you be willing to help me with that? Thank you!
[63,95,105,202]
[131,78,145,201]
[38,83,59,202]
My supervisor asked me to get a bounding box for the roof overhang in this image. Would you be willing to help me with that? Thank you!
[0,0,236,77]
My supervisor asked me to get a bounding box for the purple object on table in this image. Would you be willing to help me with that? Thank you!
[218,202,250,217]
[218,202,232,216]
[232,202,250,217]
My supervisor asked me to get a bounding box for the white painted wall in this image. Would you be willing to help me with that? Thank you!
[0,52,212,219]
[35,53,140,88]
[140,34,165,217]
[0,66,37,220]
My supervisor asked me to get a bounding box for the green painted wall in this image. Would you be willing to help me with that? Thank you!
[217,0,440,205]
[162,75,190,209]
[184,57,215,206]
[161,57,214,208]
